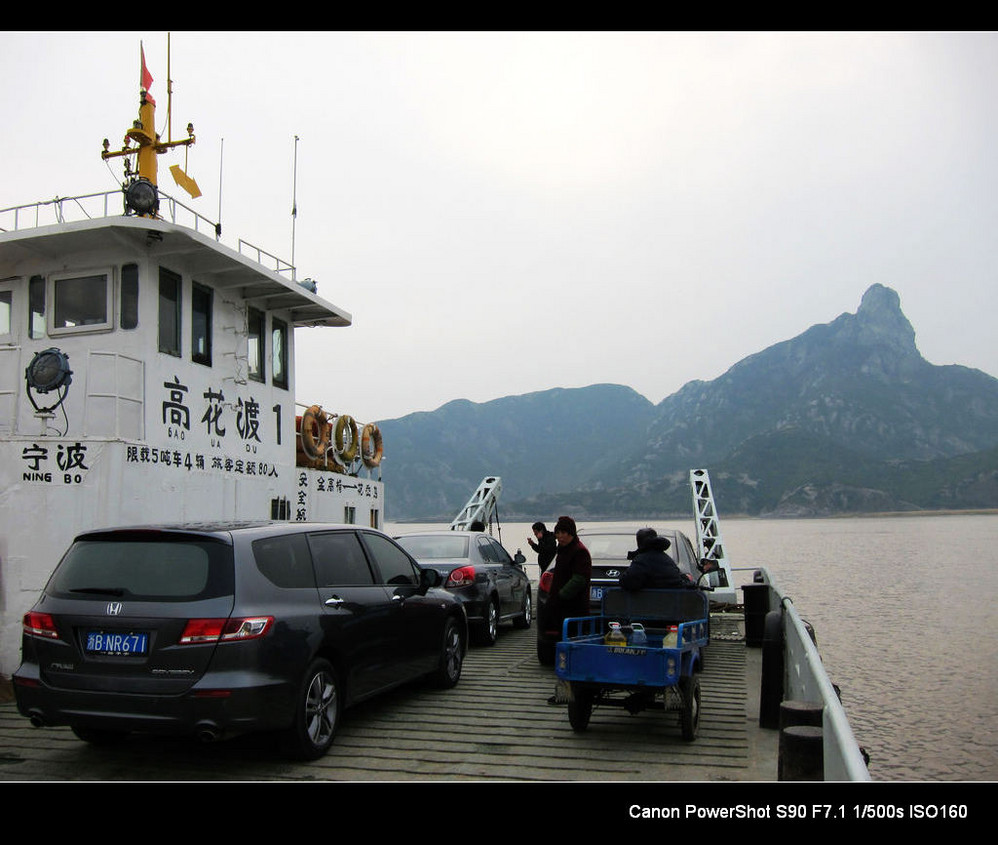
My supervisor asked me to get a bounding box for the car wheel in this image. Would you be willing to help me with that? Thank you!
[72,726,130,745]
[512,589,532,629]
[431,617,464,689]
[568,685,594,732]
[537,639,555,666]
[679,675,701,741]
[282,658,340,760]
[473,598,499,646]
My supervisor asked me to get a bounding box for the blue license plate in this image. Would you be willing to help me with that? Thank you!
[590,586,604,602]
[85,630,149,656]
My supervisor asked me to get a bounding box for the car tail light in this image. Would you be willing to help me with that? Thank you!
[446,566,475,588]
[538,570,553,595]
[179,616,273,644]
[23,611,60,640]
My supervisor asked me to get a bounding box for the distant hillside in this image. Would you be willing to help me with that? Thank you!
[379,384,656,519]
[378,285,998,520]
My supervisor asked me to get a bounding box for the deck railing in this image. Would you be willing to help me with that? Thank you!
[1,189,295,281]
[735,566,872,782]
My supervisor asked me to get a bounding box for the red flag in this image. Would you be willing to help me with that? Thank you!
[140,43,156,105]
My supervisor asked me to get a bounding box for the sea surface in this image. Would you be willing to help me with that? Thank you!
[389,513,998,782]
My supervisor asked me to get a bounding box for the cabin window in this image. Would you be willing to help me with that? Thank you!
[247,307,265,382]
[158,267,182,357]
[120,263,139,330]
[29,275,45,338]
[369,509,380,530]
[50,269,112,334]
[0,287,12,342]
[272,317,288,389]
[192,282,213,366]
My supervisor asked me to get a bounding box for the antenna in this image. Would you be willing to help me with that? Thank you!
[291,135,299,282]
[216,138,224,239]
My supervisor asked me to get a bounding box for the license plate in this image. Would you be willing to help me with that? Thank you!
[85,630,149,656]
[590,586,604,602]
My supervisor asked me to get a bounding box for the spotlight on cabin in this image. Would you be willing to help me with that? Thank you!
[25,348,73,415]
[26,348,73,394]
[124,177,158,216]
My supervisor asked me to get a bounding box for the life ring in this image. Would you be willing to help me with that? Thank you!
[334,414,359,462]
[361,423,384,468]
[300,405,330,460]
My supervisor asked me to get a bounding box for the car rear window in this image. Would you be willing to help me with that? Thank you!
[583,535,639,558]
[396,535,469,559]
[47,534,234,601]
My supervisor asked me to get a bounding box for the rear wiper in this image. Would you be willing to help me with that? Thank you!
[69,587,127,596]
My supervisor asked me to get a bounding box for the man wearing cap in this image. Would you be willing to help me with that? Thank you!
[545,516,593,704]
[548,515,592,627]
[620,527,690,590]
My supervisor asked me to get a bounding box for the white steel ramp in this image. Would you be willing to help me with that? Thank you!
[690,469,737,604]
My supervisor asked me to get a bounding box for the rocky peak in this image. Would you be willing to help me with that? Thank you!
[840,283,919,358]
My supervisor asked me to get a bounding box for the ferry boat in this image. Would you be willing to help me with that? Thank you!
[0,45,384,677]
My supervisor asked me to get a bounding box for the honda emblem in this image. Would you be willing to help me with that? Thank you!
[106,602,123,616]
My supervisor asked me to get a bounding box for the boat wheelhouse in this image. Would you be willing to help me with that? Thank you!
[0,52,384,676]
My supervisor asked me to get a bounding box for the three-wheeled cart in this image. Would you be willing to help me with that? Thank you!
[554,588,709,739]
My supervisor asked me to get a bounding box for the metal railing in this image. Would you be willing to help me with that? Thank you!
[735,566,872,781]
[1,189,296,283]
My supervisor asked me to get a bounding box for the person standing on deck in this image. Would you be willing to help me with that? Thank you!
[527,521,557,574]
[545,515,592,705]
[547,516,592,630]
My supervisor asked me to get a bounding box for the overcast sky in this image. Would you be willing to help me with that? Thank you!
[3,31,995,423]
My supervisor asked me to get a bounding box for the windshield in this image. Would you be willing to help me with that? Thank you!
[396,535,470,560]
[47,534,234,601]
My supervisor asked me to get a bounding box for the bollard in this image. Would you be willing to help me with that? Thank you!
[779,725,824,780]
[759,609,784,729]
[741,582,769,647]
[779,700,823,730]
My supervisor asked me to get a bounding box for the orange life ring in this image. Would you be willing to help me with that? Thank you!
[300,405,330,460]
[361,423,384,468]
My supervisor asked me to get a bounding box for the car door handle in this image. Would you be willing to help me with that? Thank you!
[324,595,345,607]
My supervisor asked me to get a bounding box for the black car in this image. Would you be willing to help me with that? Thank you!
[394,531,532,646]
[13,522,467,760]
[535,529,697,665]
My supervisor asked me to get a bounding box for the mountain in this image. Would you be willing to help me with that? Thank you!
[378,285,998,519]
[379,384,656,520]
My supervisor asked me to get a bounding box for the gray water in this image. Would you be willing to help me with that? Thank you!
[390,513,998,781]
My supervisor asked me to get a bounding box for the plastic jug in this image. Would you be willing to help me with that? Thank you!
[604,622,627,646]
[662,624,678,649]
[629,623,647,646]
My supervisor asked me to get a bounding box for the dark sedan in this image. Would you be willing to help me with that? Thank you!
[395,531,532,646]
[535,528,697,665]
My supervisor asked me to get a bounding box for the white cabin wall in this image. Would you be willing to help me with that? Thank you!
[1,225,383,676]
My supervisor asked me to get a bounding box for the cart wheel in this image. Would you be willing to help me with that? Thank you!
[679,675,701,741]
[568,685,594,733]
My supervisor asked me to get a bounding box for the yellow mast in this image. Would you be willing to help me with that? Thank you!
[101,38,197,216]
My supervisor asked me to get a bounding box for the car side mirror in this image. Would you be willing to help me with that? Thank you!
[514,551,526,565]
[419,567,443,592]
[698,558,719,574]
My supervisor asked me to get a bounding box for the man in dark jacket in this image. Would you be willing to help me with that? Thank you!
[545,515,592,704]
[527,521,557,574]
[620,527,690,590]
